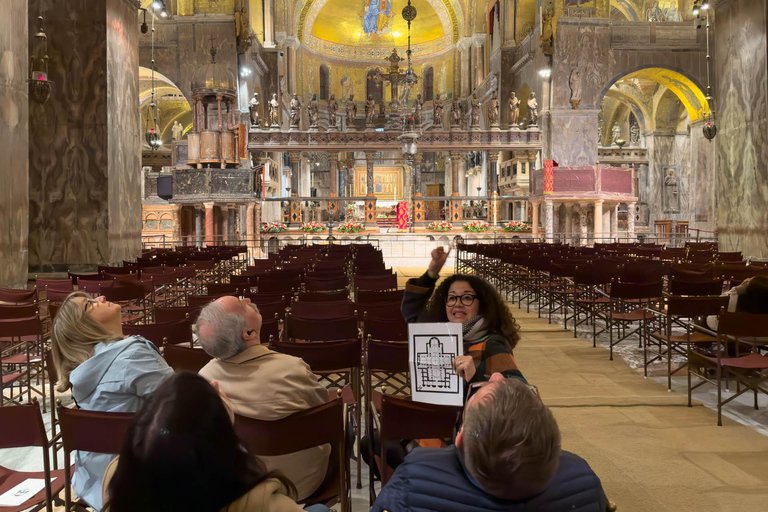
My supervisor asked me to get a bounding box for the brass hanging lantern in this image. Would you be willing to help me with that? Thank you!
[28,16,54,105]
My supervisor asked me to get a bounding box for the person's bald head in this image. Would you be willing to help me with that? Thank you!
[194,297,263,360]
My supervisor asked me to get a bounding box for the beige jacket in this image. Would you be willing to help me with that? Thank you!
[102,458,304,512]
[199,345,330,500]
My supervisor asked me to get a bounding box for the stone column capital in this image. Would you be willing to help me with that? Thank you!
[472,33,487,47]
[328,152,339,163]
[290,152,302,164]
[448,151,465,161]
[457,36,474,51]
[413,153,424,164]
[203,202,215,210]
[594,199,604,206]
[364,151,376,160]
[487,150,500,163]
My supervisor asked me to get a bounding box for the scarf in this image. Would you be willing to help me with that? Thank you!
[462,315,489,345]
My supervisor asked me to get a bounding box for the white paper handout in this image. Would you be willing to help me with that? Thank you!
[408,322,465,406]
[0,478,54,507]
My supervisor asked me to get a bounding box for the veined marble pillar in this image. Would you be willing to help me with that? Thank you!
[472,35,486,88]
[544,199,554,243]
[263,0,276,47]
[195,207,203,247]
[564,204,573,242]
[289,152,301,225]
[171,204,182,242]
[328,152,339,218]
[578,204,589,246]
[593,199,604,244]
[488,151,500,229]
[449,152,463,223]
[365,151,376,227]
[413,153,425,226]
[610,204,619,241]
[221,205,229,244]
[245,202,255,249]
[254,202,263,257]
[458,38,472,97]
[286,36,299,96]
[204,202,215,245]
[228,205,236,241]
[627,202,636,241]
[531,201,540,239]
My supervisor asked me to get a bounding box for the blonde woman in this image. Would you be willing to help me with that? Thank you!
[52,292,173,511]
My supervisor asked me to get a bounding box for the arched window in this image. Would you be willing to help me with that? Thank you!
[319,65,330,101]
[366,69,383,104]
[145,214,159,230]
[159,214,173,230]
[424,66,434,101]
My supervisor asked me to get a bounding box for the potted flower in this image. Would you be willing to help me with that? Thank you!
[427,221,453,232]
[261,221,287,233]
[463,220,491,232]
[338,221,365,233]
[503,221,531,233]
[299,221,327,233]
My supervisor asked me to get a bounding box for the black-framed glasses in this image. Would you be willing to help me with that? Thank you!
[446,294,478,307]
[83,298,98,314]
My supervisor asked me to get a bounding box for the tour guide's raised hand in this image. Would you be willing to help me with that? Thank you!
[427,246,450,279]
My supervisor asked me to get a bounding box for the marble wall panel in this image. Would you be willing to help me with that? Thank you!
[690,125,716,232]
[107,0,142,263]
[0,0,29,287]
[715,0,768,258]
[550,111,599,166]
[646,134,674,226]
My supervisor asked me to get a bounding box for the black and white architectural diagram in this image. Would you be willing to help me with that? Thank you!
[408,323,464,406]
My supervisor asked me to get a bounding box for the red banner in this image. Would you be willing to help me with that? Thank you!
[543,159,554,195]
[397,201,408,230]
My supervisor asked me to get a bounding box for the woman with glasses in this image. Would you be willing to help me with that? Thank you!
[51,291,173,511]
[402,246,526,385]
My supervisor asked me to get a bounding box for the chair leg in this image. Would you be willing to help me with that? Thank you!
[717,365,723,427]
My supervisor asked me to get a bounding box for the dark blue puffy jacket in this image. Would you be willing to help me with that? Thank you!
[372,447,609,512]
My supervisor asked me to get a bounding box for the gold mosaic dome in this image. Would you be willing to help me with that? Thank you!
[190,46,237,97]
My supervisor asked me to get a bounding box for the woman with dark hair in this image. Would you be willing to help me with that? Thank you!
[104,372,314,512]
[402,246,526,385]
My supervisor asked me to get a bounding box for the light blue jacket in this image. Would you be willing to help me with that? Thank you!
[68,336,173,511]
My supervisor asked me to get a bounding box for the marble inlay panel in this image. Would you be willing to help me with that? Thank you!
[0,0,29,287]
[715,0,768,258]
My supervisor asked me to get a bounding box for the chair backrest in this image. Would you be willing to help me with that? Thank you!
[207,283,241,295]
[290,300,356,319]
[285,315,359,342]
[354,274,398,292]
[365,339,409,373]
[57,407,134,455]
[154,305,202,324]
[99,282,146,302]
[354,301,403,320]
[610,280,663,300]
[0,303,38,320]
[0,287,38,304]
[305,275,348,292]
[254,300,287,321]
[717,312,768,339]
[188,294,232,308]
[36,278,75,293]
[668,278,724,296]
[297,290,350,302]
[0,401,48,449]
[234,397,345,456]
[665,295,730,318]
[271,338,362,372]
[356,289,404,303]
[260,317,281,344]
[0,315,44,338]
[163,345,214,373]
[364,316,408,342]
[123,319,193,347]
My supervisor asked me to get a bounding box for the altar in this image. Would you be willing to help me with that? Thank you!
[354,167,405,201]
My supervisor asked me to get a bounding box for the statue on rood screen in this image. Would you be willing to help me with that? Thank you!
[488,89,499,126]
[365,94,376,127]
[248,92,260,128]
[611,123,621,145]
[308,94,319,127]
[345,94,357,127]
[413,93,423,126]
[508,92,520,125]
[528,92,539,126]
[433,93,444,127]
[450,98,461,127]
[171,120,184,141]
[268,93,280,127]
[470,94,481,127]
[289,93,302,128]
[327,94,338,127]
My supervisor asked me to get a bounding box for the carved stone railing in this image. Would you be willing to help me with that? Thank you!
[171,168,256,204]
[597,146,649,164]
[510,30,537,74]
[610,22,703,50]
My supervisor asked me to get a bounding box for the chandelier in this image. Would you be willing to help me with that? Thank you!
[694,1,717,141]
[28,16,54,105]
[402,0,418,87]
[145,9,162,150]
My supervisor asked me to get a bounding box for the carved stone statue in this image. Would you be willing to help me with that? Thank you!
[345,94,357,128]
[450,98,461,127]
[289,93,301,128]
[268,93,279,127]
[540,8,555,55]
[611,123,621,145]
[327,94,338,128]
[308,94,319,127]
[365,94,376,127]
[568,68,582,109]
[433,93,444,128]
[248,92,260,128]
[488,90,499,126]
[527,93,538,126]
[630,120,640,146]
[663,168,680,212]
[171,120,183,140]
[470,94,481,127]
[413,93,423,126]
[508,92,520,125]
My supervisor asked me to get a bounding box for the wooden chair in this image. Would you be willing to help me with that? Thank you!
[284,316,358,343]
[234,397,349,512]
[122,319,193,348]
[98,283,149,324]
[290,300,356,320]
[153,305,202,324]
[57,407,135,510]
[206,282,241,295]
[355,289,404,303]
[668,278,724,296]
[607,280,663,361]
[353,301,403,321]
[297,290,350,302]
[0,401,68,512]
[187,293,231,308]
[305,275,348,293]
[163,344,213,373]
[1,314,46,408]
[688,312,768,425]
[0,287,38,305]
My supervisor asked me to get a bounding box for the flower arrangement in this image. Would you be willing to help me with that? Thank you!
[338,221,364,233]
[463,220,491,232]
[299,221,326,233]
[261,221,287,233]
[503,221,530,232]
[427,221,453,232]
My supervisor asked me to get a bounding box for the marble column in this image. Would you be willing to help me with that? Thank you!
[228,205,236,241]
[0,0,28,287]
[204,202,215,245]
[328,152,339,218]
[578,203,589,246]
[245,202,255,249]
[458,38,472,97]
[195,207,203,247]
[286,37,299,96]
[289,152,301,225]
[449,152,463,224]
[413,153,425,226]
[544,199,554,243]
[610,203,619,241]
[365,151,376,227]
[28,0,141,272]
[171,204,182,242]
[565,204,573,242]
[593,200,604,244]
[627,202,636,241]
[531,201,540,239]
[263,0,276,47]
[254,202,263,256]
[472,35,486,88]
[221,204,229,244]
